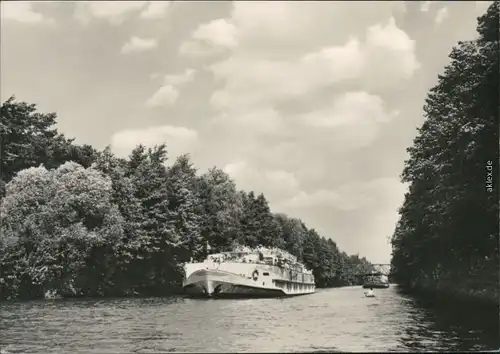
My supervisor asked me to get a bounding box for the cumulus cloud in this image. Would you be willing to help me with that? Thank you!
[181,2,406,59]
[193,19,238,48]
[145,68,196,108]
[297,92,399,150]
[435,7,449,24]
[182,2,421,263]
[209,17,419,110]
[420,1,432,12]
[223,160,300,202]
[111,125,199,160]
[1,1,47,24]
[201,2,416,168]
[283,178,406,212]
[211,108,285,136]
[145,85,178,107]
[284,189,370,212]
[164,68,196,86]
[300,92,397,128]
[74,1,147,25]
[139,1,170,19]
[180,19,238,58]
[121,36,158,54]
[179,41,215,58]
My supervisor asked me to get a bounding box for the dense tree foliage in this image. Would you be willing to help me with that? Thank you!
[0,97,97,195]
[391,2,499,303]
[0,162,124,299]
[0,96,373,300]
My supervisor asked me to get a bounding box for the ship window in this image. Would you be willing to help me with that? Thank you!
[263,272,270,276]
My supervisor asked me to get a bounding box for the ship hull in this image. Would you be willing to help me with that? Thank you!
[184,282,285,298]
[183,268,314,298]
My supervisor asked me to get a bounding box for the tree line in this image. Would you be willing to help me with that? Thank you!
[0,97,373,300]
[390,2,499,304]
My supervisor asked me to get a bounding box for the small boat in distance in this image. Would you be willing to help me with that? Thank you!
[362,274,390,289]
[364,288,375,297]
[182,246,316,298]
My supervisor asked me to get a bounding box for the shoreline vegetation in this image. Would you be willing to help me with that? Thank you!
[0,107,374,302]
[390,2,499,307]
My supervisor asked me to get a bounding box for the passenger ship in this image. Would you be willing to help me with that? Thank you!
[182,246,316,298]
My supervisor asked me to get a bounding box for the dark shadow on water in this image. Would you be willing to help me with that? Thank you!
[395,287,500,351]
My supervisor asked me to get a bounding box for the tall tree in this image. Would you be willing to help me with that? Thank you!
[1,97,59,185]
[197,167,243,253]
[0,97,98,192]
[253,193,285,248]
[125,144,180,294]
[391,2,499,298]
[274,214,306,260]
[238,192,284,248]
[167,154,204,262]
[92,146,145,294]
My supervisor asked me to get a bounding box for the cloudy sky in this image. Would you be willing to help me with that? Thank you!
[1,1,492,263]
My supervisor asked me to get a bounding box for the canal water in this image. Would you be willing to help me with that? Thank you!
[1,285,498,353]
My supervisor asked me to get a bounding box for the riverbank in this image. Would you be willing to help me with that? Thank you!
[399,276,499,309]
[1,283,355,302]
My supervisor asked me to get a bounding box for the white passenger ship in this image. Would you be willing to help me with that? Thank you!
[183,246,316,298]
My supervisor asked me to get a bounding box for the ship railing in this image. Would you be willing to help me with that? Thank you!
[263,265,315,284]
[204,258,314,283]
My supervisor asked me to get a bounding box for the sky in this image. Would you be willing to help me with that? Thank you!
[0,1,492,264]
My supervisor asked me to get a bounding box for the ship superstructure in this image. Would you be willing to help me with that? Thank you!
[183,246,316,298]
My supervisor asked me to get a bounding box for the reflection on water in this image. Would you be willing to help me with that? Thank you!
[397,292,499,352]
[0,285,498,353]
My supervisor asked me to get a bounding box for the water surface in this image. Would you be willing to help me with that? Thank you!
[1,285,498,353]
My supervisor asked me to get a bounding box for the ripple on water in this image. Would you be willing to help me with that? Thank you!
[0,286,498,353]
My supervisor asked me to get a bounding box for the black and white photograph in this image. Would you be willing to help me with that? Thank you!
[0,0,498,353]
